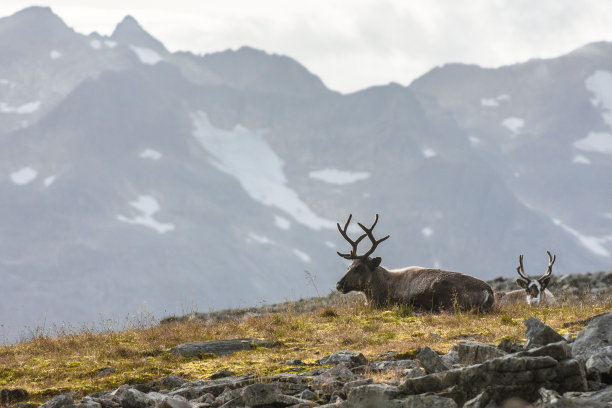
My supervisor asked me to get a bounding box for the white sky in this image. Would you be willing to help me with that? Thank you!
[2,1,612,93]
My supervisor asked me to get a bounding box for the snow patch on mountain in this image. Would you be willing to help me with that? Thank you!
[191,111,335,230]
[553,218,611,257]
[274,215,291,230]
[10,167,37,185]
[480,94,509,107]
[49,50,62,60]
[572,155,591,164]
[117,195,175,234]
[309,168,370,184]
[292,248,311,263]
[104,40,117,49]
[573,132,612,154]
[139,148,162,160]
[422,227,434,237]
[130,46,162,65]
[469,136,481,146]
[585,70,612,127]
[90,39,101,50]
[1,101,40,114]
[423,148,437,158]
[44,175,56,187]
[502,117,524,135]
[247,233,272,245]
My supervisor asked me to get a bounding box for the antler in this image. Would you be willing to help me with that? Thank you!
[336,214,389,260]
[516,254,529,280]
[336,214,366,259]
[357,214,390,259]
[540,250,556,280]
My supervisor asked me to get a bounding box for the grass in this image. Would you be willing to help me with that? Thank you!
[0,291,610,404]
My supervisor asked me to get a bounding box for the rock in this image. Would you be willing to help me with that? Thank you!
[346,384,457,408]
[524,317,566,349]
[169,375,255,399]
[440,350,459,369]
[96,367,115,377]
[157,397,192,408]
[561,386,612,406]
[513,341,573,362]
[240,383,280,406]
[585,346,612,383]
[148,376,187,390]
[298,389,318,401]
[284,359,305,365]
[39,394,75,408]
[0,388,29,405]
[110,387,152,408]
[317,350,367,367]
[497,338,524,353]
[169,338,272,357]
[210,369,235,380]
[399,354,587,404]
[318,363,355,383]
[572,313,612,362]
[416,346,447,374]
[369,359,421,373]
[345,383,399,408]
[452,341,506,365]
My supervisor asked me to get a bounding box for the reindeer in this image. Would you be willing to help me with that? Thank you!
[496,251,557,306]
[335,214,494,312]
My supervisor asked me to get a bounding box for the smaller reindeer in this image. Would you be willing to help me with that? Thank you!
[497,251,557,306]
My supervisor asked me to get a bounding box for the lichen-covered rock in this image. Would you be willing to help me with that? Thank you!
[317,350,367,367]
[572,313,612,362]
[169,338,271,357]
[39,395,75,408]
[452,340,506,365]
[417,346,447,374]
[585,346,612,383]
[0,388,29,406]
[399,354,587,404]
[524,317,566,349]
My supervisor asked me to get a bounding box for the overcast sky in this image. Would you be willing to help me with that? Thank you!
[2,1,612,93]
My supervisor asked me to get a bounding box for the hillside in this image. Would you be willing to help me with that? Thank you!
[1,6,611,343]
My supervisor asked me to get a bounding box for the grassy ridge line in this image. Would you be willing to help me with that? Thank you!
[0,292,610,403]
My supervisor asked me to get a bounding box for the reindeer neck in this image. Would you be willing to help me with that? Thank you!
[366,265,393,306]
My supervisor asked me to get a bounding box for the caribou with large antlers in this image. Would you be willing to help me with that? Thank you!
[335,214,494,312]
[496,251,557,306]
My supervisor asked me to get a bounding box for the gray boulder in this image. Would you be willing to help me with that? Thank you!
[585,346,612,383]
[346,384,457,408]
[400,354,587,405]
[169,338,271,357]
[40,394,75,408]
[417,346,447,374]
[572,313,612,362]
[452,340,506,365]
[317,350,367,367]
[524,317,566,349]
[110,387,152,408]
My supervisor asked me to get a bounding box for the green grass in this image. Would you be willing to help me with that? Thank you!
[1,292,610,404]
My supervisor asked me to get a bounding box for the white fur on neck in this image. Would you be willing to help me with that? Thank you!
[526,281,542,305]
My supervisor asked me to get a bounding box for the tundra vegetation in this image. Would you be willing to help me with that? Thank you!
[0,284,610,405]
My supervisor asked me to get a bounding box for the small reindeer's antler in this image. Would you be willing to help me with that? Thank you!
[516,254,529,281]
[539,250,556,281]
[336,214,389,260]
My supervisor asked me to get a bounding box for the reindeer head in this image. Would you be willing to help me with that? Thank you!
[515,251,556,305]
[335,214,389,294]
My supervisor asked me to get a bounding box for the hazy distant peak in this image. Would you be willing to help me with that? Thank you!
[0,6,72,35]
[111,14,167,54]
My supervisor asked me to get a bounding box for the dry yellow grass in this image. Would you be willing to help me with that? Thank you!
[1,294,610,404]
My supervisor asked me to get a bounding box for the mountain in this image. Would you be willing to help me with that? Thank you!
[1,7,610,342]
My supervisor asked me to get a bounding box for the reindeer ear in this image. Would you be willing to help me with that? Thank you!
[539,276,551,289]
[371,257,382,267]
[516,278,528,289]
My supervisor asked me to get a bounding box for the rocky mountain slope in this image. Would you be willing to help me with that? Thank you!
[0,7,610,341]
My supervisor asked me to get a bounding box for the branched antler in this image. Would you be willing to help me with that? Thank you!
[516,251,556,281]
[337,213,389,260]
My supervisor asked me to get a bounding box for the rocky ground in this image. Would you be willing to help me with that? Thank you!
[2,313,611,408]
